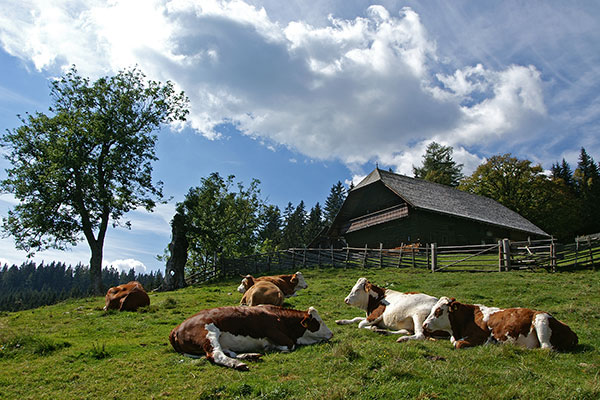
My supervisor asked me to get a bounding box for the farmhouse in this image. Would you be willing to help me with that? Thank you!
[323,168,549,248]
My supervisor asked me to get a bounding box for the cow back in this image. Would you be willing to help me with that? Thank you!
[104,281,150,311]
[240,281,284,306]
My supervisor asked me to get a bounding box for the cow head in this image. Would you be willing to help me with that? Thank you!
[343,277,380,311]
[297,307,333,345]
[237,275,255,294]
[292,271,308,290]
[422,297,455,334]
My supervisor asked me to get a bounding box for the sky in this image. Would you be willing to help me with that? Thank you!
[0,0,598,273]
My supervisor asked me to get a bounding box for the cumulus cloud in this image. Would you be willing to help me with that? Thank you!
[104,258,148,274]
[0,1,548,175]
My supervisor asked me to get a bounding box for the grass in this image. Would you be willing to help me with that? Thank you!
[1,267,599,399]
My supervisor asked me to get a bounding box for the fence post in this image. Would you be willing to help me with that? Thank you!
[502,239,511,271]
[317,245,321,268]
[303,248,307,268]
[430,243,437,273]
[550,238,556,272]
[498,240,503,272]
[345,247,349,269]
[412,246,416,268]
[362,244,368,268]
[331,245,335,267]
[379,243,383,268]
[588,237,596,270]
[397,244,404,268]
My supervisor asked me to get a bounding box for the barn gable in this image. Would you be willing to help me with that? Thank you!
[325,168,549,248]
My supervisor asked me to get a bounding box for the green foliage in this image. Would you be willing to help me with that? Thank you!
[281,201,307,248]
[257,205,283,252]
[324,181,346,224]
[573,148,600,235]
[459,153,575,239]
[460,150,600,240]
[413,142,464,187]
[1,66,188,293]
[0,268,598,399]
[179,173,264,270]
[305,202,326,245]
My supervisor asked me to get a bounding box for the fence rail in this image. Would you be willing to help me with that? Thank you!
[185,234,600,285]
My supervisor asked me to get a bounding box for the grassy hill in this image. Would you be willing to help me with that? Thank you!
[1,267,599,399]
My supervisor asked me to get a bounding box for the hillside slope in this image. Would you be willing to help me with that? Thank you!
[1,268,599,399]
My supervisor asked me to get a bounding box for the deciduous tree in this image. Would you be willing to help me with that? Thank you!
[177,173,263,272]
[1,66,188,294]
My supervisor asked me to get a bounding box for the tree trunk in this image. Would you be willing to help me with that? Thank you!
[89,241,104,295]
[164,212,188,291]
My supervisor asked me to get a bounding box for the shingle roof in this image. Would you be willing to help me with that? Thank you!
[353,168,549,237]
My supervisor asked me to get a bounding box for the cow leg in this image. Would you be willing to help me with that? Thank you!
[454,339,475,349]
[236,353,263,361]
[396,314,426,342]
[205,323,249,371]
[370,327,411,335]
[533,313,552,349]
[265,328,296,352]
[335,317,365,325]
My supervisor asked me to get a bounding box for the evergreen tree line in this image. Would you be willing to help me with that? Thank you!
[260,180,348,251]
[0,261,163,312]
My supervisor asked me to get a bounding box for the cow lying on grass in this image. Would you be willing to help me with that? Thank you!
[336,277,447,342]
[169,305,333,370]
[240,280,284,306]
[422,297,578,351]
[237,271,308,298]
[104,281,150,311]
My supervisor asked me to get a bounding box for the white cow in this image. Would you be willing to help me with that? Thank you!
[335,277,447,342]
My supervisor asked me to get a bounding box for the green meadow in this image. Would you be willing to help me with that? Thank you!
[1,267,599,399]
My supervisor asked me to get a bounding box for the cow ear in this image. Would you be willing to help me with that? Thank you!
[300,315,311,328]
[364,282,371,292]
[449,299,458,312]
[291,274,298,284]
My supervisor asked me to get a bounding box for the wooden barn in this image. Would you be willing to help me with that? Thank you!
[322,168,549,248]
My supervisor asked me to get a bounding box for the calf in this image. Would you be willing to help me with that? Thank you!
[422,297,578,351]
[240,280,284,306]
[104,281,150,311]
[335,277,446,342]
[237,271,308,298]
[169,305,333,370]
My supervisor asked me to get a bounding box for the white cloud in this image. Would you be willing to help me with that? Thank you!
[103,258,148,274]
[0,1,553,175]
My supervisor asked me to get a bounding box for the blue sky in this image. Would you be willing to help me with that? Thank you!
[0,0,599,273]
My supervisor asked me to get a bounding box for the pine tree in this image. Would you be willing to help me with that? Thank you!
[258,205,283,252]
[413,142,464,187]
[324,181,346,225]
[281,201,307,248]
[305,203,326,246]
[574,148,600,234]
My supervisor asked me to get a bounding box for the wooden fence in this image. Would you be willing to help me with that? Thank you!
[185,235,600,285]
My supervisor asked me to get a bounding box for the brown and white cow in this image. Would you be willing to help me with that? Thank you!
[169,305,333,370]
[422,297,578,351]
[104,281,150,311]
[237,271,308,298]
[335,277,447,342]
[240,280,284,306]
